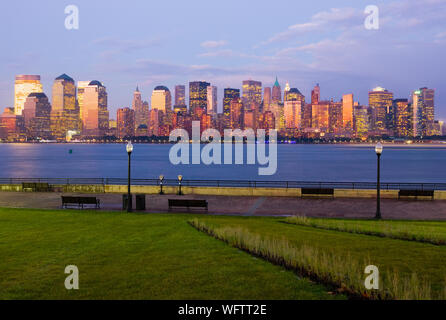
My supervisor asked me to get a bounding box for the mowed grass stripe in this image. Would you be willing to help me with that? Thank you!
[0,208,342,300]
[284,216,446,245]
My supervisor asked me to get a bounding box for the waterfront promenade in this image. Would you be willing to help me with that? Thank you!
[1,191,445,220]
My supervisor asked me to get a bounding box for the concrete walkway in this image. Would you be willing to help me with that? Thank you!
[1,191,446,220]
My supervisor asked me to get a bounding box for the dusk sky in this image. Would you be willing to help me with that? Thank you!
[1,0,445,119]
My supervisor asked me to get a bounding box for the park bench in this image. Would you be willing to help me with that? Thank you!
[301,188,335,198]
[22,182,51,192]
[61,196,101,209]
[398,189,434,200]
[168,199,208,212]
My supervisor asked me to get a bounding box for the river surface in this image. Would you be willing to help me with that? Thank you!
[0,143,444,182]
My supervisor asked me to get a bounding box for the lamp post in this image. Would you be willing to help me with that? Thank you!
[178,175,183,195]
[159,174,164,195]
[375,142,383,219]
[126,141,133,212]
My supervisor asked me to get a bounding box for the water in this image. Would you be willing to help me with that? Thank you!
[0,143,445,183]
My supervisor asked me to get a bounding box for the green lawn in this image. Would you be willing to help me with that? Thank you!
[0,208,340,300]
[1,208,445,300]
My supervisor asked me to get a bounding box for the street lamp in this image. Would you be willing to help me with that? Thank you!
[159,174,164,195]
[178,175,183,196]
[375,142,383,219]
[126,141,133,212]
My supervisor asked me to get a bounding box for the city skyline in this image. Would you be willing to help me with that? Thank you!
[0,0,445,120]
[0,71,442,142]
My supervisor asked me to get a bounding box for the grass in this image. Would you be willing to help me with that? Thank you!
[284,216,446,245]
[0,207,341,300]
[1,207,445,300]
[189,219,442,300]
[188,215,446,300]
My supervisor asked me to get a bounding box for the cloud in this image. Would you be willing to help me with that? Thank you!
[258,7,363,46]
[200,40,228,48]
[92,36,162,56]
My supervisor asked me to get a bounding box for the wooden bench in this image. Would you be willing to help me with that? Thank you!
[398,190,434,200]
[301,188,334,198]
[168,199,208,212]
[61,196,101,209]
[22,182,51,192]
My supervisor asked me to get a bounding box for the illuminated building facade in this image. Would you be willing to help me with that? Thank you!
[23,92,52,139]
[258,111,275,130]
[242,80,262,108]
[230,98,243,129]
[311,84,320,105]
[329,102,343,133]
[284,88,304,129]
[0,108,20,141]
[223,88,240,125]
[117,107,135,138]
[354,106,369,139]
[151,86,172,113]
[81,80,109,137]
[174,85,186,107]
[342,94,354,129]
[368,87,393,132]
[263,87,271,111]
[311,101,330,131]
[133,86,149,131]
[14,75,43,116]
[284,100,302,129]
[51,74,79,140]
[393,99,411,137]
[207,86,218,118]
[189,81,210,116]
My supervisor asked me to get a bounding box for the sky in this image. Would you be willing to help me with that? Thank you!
[0,0,445,120]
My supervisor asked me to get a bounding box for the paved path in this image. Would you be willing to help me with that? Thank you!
[0,191,445,220]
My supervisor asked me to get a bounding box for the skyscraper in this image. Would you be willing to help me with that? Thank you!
[329,101,343,133]
[189,81,210,116]
[272,77,282,103]
[242,80,262,108]
[133,86,149,131]
[393,99,411,137]
[283,82,290,102]
[151,86,172,113]
[230,97,243,129]
[311,101,330,131]
[223,88,240,122]
[263,87,271,111]
[14,75,43,116]
[207,86,218,118]
[117,107,135,138]
[342,94,354,129]
[81,80,109,137]
[311,84,320,105]
[51,74,79,140]
[77,80,91,123]
[411,88,435,137]
[368,87,393,132]
[284,100,302,129]
[174,85,186,107]
[23,92,52,139]
[354,105,369,139]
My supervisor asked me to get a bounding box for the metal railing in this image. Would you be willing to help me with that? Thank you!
[0,178,445,191]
